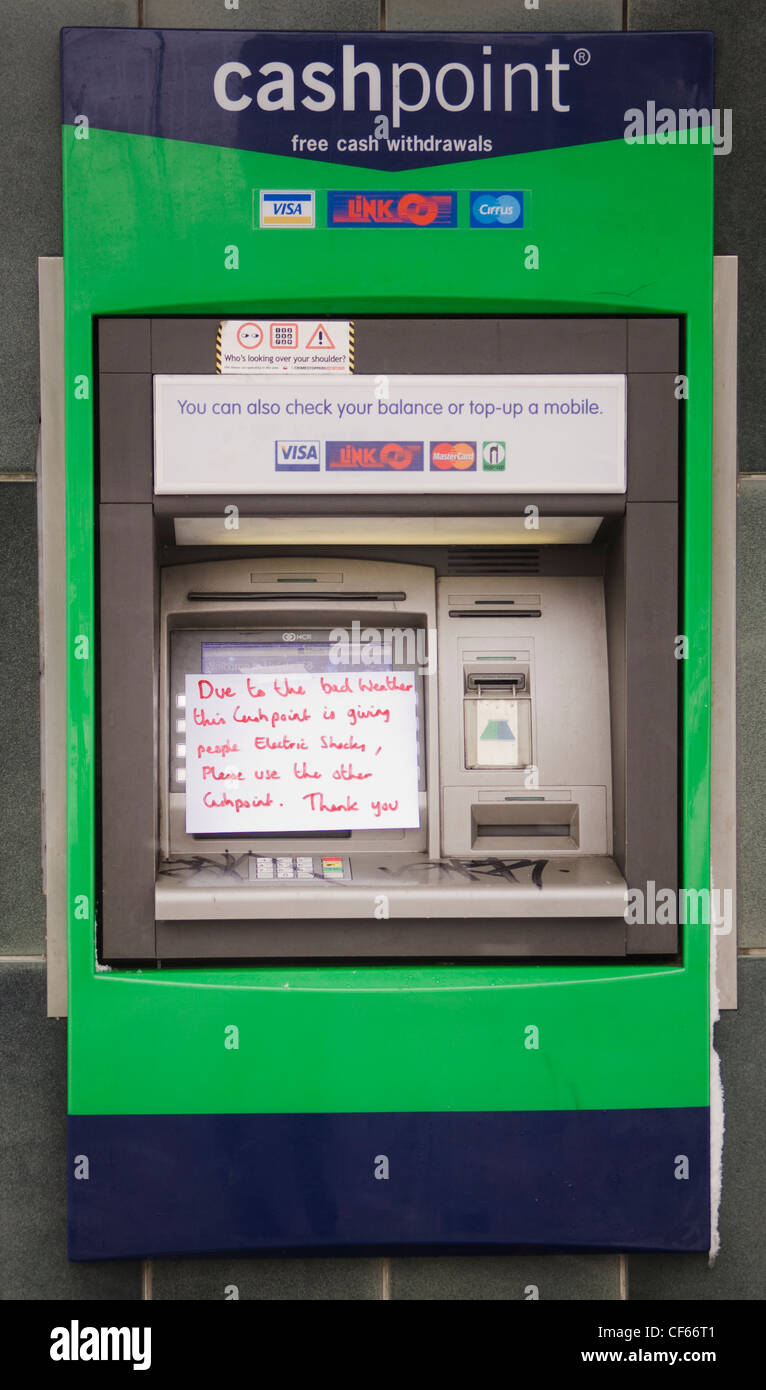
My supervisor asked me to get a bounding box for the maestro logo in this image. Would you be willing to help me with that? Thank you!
[430,441,476,471]
[328,192,457,227]
[326,441,424,470]
[275,440,321,471]
[470,192,524,228]
[260,190,315,227]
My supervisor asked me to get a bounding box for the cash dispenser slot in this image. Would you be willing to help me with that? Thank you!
[472,801,580,850]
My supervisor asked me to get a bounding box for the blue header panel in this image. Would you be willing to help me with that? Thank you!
[61,28,714,170]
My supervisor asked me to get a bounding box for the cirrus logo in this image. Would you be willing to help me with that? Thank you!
[470,192,524,228]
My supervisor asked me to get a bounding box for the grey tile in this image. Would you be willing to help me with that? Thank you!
[0,486,45,954]
[629,957,766,1300]
[629,2,766,474]
[387,0,623,29]
[390,1254,621,1299]
[0,1,137,477]
[152,1255,381,1299]
[737,478,766,948]
[0,964,142,1298]
[144,0,379,27]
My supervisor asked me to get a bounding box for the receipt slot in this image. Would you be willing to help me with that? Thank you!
[63,27,714,1259]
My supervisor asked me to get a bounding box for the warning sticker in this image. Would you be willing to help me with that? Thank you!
[217,320,353,374]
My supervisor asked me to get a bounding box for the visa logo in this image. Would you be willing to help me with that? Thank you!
[260,190,315,228]
[275,440,321,471]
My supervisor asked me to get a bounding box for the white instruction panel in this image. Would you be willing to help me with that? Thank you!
[155,373,626,494]
[218,320,352,373]
[184,671,420,835]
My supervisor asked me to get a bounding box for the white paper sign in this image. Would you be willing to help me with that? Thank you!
[155,373,626,494]
[218,320,352,373]
[184,671,420,835]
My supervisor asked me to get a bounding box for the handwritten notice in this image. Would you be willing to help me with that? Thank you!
[184,671,420,834]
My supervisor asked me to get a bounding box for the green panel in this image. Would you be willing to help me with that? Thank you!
[63,128,712,1119]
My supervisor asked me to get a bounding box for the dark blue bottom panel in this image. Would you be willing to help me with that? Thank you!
[68,1108,710,1259]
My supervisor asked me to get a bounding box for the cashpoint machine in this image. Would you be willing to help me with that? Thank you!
[62,27,714,1257]
[101,322,675,964]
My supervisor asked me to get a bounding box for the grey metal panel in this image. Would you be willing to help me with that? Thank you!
[151,318,217,374]
[98,318,151,373]
[156,917,627,960]
[99,504,158,959]
[353,318,628,375]
[155,536,607,578]
[604,515,627,877]
[627,318,680,373]
[623,502,678,955]
[143,316,629,376]
[626,375,679,502]
[712,257,738,1008]
[98,372,152,503]
[37,258,67,1017]
[153,493,625,519]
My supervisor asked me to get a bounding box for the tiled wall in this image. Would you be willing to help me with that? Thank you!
[1,0,763,1301]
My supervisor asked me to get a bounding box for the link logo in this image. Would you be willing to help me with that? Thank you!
[328,192,456,227]
[430,441,476,471]
[326,441,424,470]
[275,440,321,470]
[470,192,524,227]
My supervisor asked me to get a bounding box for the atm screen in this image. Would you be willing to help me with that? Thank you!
[201,640,393,676]
[181,636,422,836]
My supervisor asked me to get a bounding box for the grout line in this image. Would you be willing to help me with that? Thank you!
[379,0,387,33]
[142,1260,152,1300]
[739,947,766,956]
[623,1,630,34]
[619,1253,629,1300]
[0,955,46,963]
[380,1256,391,1300]
[0,473,36,483]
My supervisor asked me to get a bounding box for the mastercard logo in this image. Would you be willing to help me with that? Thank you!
[430,441,477,471]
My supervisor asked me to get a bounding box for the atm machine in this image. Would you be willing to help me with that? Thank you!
[99,319,677,965]
[62,27,714,1258]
